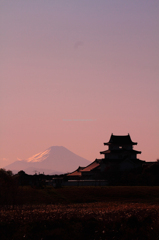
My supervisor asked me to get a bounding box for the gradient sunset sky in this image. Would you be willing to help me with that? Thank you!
[0,0,159,167]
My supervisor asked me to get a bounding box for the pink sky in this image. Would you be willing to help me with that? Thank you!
[0,0,159,167]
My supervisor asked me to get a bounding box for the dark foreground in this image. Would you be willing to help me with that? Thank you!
[1,186,159,240]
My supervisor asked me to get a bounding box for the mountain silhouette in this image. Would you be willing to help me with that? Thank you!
[4,146,91,175]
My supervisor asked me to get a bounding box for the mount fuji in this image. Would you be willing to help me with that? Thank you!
[4,146,91,175]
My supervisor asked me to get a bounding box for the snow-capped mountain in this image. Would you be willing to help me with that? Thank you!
[4,146,91,175]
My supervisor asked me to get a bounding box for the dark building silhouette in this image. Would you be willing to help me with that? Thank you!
[100,134,144,172]
[67,134,145,180]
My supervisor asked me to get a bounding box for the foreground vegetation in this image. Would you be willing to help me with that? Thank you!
[1,202,159,239]
[1,169,159,239]
[1,186,159,239]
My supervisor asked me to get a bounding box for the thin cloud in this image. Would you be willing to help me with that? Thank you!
[74,41,84,49]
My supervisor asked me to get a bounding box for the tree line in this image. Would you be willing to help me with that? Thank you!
[0,162,159,207]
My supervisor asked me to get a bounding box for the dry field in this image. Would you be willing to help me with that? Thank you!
[1,186,159,239]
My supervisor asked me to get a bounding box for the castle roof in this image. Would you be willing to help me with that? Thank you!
[80,159,102,172]
[101,158,145,164]
[67,166,85,176]
[104,134,137,146]
[100,149,141,155]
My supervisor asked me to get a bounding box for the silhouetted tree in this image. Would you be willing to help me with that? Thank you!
[0,169,19,208]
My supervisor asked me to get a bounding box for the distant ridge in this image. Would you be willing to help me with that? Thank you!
[4,146,91,175]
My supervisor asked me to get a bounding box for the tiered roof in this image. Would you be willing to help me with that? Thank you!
[104,134,137,146]
[99,158,145,164]
[100,149,141,155]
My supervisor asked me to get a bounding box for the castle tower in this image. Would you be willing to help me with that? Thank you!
[100,134,141,160]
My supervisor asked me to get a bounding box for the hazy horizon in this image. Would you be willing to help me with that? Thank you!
[0,0,159,167]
